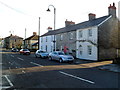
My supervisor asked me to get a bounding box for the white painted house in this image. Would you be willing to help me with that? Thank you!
[40,27,56,53]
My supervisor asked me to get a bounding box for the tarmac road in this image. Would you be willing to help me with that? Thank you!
[1,48,119,89]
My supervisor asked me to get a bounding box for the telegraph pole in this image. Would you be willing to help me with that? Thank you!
[24,28,26,48]
[38,17,40,50]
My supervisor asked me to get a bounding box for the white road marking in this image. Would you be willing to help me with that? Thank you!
[30,62,43,67]
[10,55,14,57]
[0,86,11,89]
[17,57,24,61]
[22,70,26,73]
[4,75,14,87]
[59,71,95,84]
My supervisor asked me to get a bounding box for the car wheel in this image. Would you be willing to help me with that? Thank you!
[59,58,63,63]
[35,55,37,58]
[49,57,52,61]
[40,55,42,58]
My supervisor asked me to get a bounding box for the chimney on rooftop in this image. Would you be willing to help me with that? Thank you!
[47,27,52,32]
[65,19,75,27]
[108,2,116,17]
[88,13,96,20]
[33,32,37,35]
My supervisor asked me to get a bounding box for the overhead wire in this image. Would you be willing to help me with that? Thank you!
[0,0,38,18]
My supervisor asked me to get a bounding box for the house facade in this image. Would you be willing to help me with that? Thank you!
[40,3,119,61]
[4,34,23,49]
[40,27,56,53]
[23,32,38,50]
[56,20,76,57]
[76,26,98,60]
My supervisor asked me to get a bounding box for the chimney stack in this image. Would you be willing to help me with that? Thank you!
[88,13,96,20]
[108,3,116,17]
[47,27,52,31]
[65,19,75,27]
[33,32,37,35]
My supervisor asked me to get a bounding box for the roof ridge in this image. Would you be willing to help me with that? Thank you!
[40,15,110,37]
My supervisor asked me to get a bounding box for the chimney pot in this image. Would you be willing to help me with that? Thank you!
[65,19,75,27]
[113,3,115,6]
[108,3,116,17]
[33,32,37,35]
[47,27,52,31]
[88,13,96,20]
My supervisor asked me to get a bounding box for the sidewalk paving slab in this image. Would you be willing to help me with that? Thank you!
[74,59,120,73]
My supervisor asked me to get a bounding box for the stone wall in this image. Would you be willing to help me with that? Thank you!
[98,17,119,60]
[56,31,76,57]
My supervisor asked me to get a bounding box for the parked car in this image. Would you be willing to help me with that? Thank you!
[49,51,74,63]
[19,49,30,55]
[35,50,49,58]
[11,48,19,52]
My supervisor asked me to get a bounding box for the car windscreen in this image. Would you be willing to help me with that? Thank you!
[58,52,65,55]
[23,49,29,51]
[40,51,47,53]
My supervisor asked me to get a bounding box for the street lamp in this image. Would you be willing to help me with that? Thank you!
[47,5,56,51]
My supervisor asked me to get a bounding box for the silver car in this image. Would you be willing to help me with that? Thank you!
[35,50,49,58]
[49,51,74,63]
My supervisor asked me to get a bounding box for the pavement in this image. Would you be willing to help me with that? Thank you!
[74,59,120,73]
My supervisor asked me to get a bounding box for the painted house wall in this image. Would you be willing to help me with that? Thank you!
[76,26,98,61]
[40,35,55,53]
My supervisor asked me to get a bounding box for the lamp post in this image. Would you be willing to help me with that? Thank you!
[47,5,56,51]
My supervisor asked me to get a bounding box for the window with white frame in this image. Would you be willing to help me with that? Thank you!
[79,31,83,38]
[41,37,43,42]
[46,37,47,42]
[87,45,92,55]
[60,34,63,40]
[69,32,73,39]
[46,45,47,52]
[41,46,42,50]
[61,46,63,51]
[79,45,82,55]
[51,36,53,42]
[88,29,92,37]
[51,46,52,52]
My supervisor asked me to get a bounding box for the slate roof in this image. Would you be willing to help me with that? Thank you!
[32,42,38,46]
[5,35,23,39]
[41,15,111,37]
[24,35,38,40]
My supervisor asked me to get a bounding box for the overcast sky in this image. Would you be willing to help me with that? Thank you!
[0,0,119,38]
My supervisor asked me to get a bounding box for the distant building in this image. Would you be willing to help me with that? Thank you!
[23,32,38,50]
[4,34,23,49]
[0,38,4,47]
[40,3,119,61]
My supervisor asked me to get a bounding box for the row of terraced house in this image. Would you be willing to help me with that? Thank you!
[39,3,120,61]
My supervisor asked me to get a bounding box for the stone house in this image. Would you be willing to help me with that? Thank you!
[40,3,119,61]
[4,34,23,49]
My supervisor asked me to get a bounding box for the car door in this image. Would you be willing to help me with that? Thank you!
[54,52,60,60]
[52,52,57,60]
